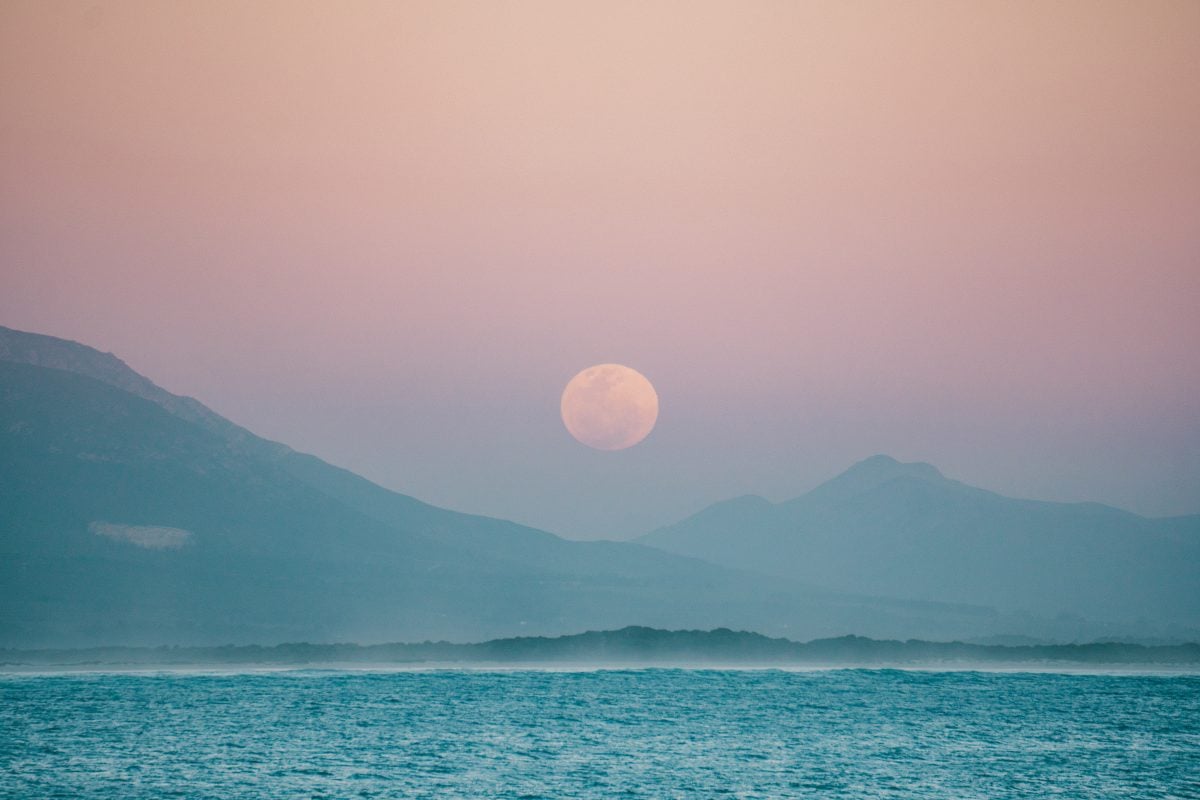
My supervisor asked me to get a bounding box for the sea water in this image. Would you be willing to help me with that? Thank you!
[2,669,1198,799]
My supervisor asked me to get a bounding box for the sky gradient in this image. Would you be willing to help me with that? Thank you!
[2,1,1198,537]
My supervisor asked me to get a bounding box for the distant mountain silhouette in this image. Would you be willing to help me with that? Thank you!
[639,455,1200,634]
[1,326,999,647]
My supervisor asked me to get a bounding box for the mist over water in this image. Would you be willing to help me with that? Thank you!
[4,669,1198,799]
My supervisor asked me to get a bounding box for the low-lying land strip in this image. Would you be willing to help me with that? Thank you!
[4,627,1199,669]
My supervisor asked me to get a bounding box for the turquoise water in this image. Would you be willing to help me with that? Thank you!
[2,669,1198,798]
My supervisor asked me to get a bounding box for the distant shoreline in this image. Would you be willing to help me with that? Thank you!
[4,661,1200,677]
[4,626,1199,671]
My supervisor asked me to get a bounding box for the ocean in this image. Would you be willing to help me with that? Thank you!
[3,669,1198,798]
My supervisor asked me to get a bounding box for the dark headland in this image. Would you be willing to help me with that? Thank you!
[4,627,1198,670]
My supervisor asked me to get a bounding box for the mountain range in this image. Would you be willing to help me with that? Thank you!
[1,325,1196,647]
[1,326,992,647]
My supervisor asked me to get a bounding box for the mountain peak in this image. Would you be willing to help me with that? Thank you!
[0,324,282,456]
[798,454,946,506]
[0,325,130,381]
[1,325,178,409]
[848,454,943,481]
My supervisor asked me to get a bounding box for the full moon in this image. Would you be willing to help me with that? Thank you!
[560,364,659,450]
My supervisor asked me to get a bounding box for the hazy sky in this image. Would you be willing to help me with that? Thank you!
[2,1,1198,537]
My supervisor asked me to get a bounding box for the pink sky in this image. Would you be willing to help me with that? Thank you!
[2,1,1198,536]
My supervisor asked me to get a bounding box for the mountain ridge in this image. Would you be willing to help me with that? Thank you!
[639,455,1200,632]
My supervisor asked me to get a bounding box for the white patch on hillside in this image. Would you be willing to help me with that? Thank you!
[89,522,192,550]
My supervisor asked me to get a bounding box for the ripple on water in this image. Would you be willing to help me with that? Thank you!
[1,670,1198,799]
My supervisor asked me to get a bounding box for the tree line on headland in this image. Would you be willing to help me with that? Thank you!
[4,626,1198,668]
